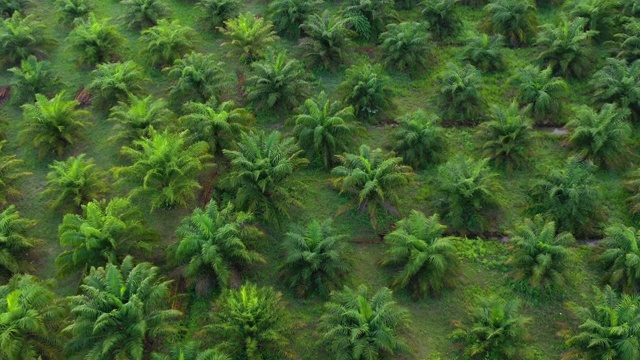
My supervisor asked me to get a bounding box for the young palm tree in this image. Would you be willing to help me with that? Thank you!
[19,92,90,159]
[613,20,640,63]
[88,60,148,110]
[196,0,240,31]
[599,224,640,294]
[267,0,319,39]
[299,11,355,69]
[279,219,351,298]
[68,13,126,67]
[0,12,56,66]
[0,274,67,360]
[379,21,431,74]
[625,169,640,217]
[391,110,446,169]
[381,211,459,299]
[451,296,531,359]
[331,145,414,230]
[222,130,308,224]
[509,65,568,124]
[342,0,397,40]
[338,63,394,122]
[421,0,462,41]
[566,0,621,43]
[208,283,290,360]
[55,0,93,26]
[507,215,575,292]
[563,285,640,359]
[152,341,231,360]
[0,140,30,205]
[462,34,506,72]
[438,62,485,123]
[293,92,356,170]
[120,0,170,30]
[535,17,597,79]
[65,256,182,359]
[108,94,174,144]
[476,102,532,170]
[245,51,311,114]
[482,0,538,47]
[0,0,28,18]
[41,154,107,211]
[115,128,212,211]
[0,206,35,275]
[318,285,410,359]
[219,12,278,64]
[565,104,631,168]
[434,156,502,235]
[56,197,156,277]
[140,19,197,68]
[166,52,227,105]
[591,58,640,122]
[9,55,60,105]
[173,201,264,294]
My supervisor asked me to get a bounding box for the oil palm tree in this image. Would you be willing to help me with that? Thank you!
[0,12,55,66]
[462,34,506,72]
[267,0,319,39]
[108,94,174,144]
[0,206,35,275]
[379,21,431,74]
[566,0,621,43]
[338,63,394,122]
[509,65,568,124]
[196,0,240,31]
[482,0,539,48]
[0,140,30,205]
[318,285,410,359]
[55,0,93,26]
[613,20,640,63]
[421,0,462,41]
[67,13,126,67]
[88,60,148,110]
[219,12,278,64]
[625,169,640,217]
[299,11,355,69]
[9,55,60,104]
[599,224,640,294]
[279,219,351,298]
[0,0,28,18]
[41,154,107,211]
[152,341,231,360]
[166,52,227,105]
[140,19,197,68]
[381,211,459,299]
[342,0,397,40]
[438,62,485,123]
[591,58,640,122]
[120,0,170,30]
[391,110,446,169]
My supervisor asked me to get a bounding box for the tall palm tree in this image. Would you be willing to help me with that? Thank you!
[482,0,539,48]
[41,154,107,211]
[267,0,319,39]
[56,197,156,277]
[599,224,640,294]
[173,201,264,294]
[0,206,35,275]
[0,140,30,205]
[591,58,640,122]
[19,92,90,159]
[67,13,126,67]
[9,55,60,104]
[381,211,459,299]
[342,0,397,40]
[318,285,410,360]
[152,341,231,360]
[120,0,170,30]
[88,60,148,110]
[509,65,568,124]
[565,103,631,168]
[279,219,351,298]
[108,94,174,144]
[0,12,56,66]
[338,63,394,122]
[219,12,278,64]
[293,92,356,170]
[379,21,431,73]
[166,52,226,105]
[421,0,462,41]
[0,274,67,360]
[391,110,446,169]
[438,62,485,123]
[462,34,506,72]
[299,11,355,69]
[507,215,575,292]
[64,256,182,359]
[331,145,414,230]
[196,0,240,31]
[140,19,196,68]
[55,0,93,26]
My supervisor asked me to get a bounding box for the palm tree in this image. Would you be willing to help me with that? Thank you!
[68,13,126,67]
[196,0,240,31]
[0,274,67,360]
[566,0,621,43]
[114,128,212,211]
[173,201,264,294]
[64,256,182,359]
[342,0,397,40]
[140,19,197,68]
[88,60,148,110]
[438,62,485,123]
[509,65,568,124]
[563,285,640,359]
[379,21,431,74]
[331,145,414,230]
[293,92,356,169]
[535,17,597,79]
[245,51,311,114]
[421,0,462,41]
[381,211,459,299]
[433,156,502,235]
[318,285,410,359]
[625,0,640,17]
[41,154,107,211]
[613,20,640,63]
[507,215,575,292]
[599,224,640,294]
[222,130,308,224]
[208,283,290,360]
[625,169,640,217]
[267,0,319,39]
[219,12,278,64]
[19,92,90,159]
[279,219,350,298]
[476,102,532,171]
[462,34,506,72]
[108,94,174,144]
[56,197,156,277]
[338,63,394,122]
[166,52,227,105]
[0,206,35,275]
[0,0,28,18]
[299,11,355,69]
[152,341,231,360]
[527,158,605,238]
[591,59,640,122]
[0,11,56,66]
[180,100,253,156]
[8,55,60,105]
[482,0,538,48]
[120,0,170,30]
[0,140,30,205]
[565,104,631,168]
[55,0,93,26]
[391,110,446,169]
[451,296,531,359]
